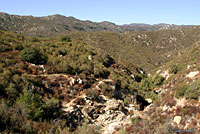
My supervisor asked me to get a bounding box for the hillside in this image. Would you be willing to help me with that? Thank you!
[66,26,200,71]
[0,30,154,133]
[124,41,200,133]
[0,30,200,133]
[0,12,194,37]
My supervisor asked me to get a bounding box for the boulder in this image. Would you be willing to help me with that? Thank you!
[174,116,181,124]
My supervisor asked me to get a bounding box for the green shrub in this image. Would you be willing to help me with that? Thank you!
[175,85,188,98]
[94,64,110,78]
[139,77,153,90]
[31,37,40,42]
[42,98,60,120]
[139,75,164,90]
[153,74,165,86]
[185,80,200,99]
[100,83,114,99]
[60,36,71,42]
[73,26,85,31]
[145,91,158,101]
[15,89,44,121]
[13,44,23,50]
[169,65,179,74]
[175,80,200,99]
[0,45,10,52]
[19,47,48,64]
[5,83,19,100]
[58,49,68,56]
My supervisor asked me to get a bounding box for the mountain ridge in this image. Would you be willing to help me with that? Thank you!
[0,12,196,37]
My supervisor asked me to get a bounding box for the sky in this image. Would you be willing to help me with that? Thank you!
[0,0,199,25]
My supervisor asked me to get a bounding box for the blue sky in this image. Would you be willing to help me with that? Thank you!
[0,0,199,25]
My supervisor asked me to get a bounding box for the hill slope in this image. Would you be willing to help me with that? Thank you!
[66,26,200,71]
[0,30,154,133]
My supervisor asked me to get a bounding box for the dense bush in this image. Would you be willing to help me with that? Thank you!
[15,89,44,121]
[139,74,164,90]
[61,36,71,42]
[175,80,200,100]
[19,47,48,64]
[94,64,110,78]
[139,77,153,90]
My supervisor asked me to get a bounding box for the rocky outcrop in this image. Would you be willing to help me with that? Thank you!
[62,92,138,133]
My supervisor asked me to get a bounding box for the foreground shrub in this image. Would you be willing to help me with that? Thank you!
[19,47,48,64]
[15,89,44,121]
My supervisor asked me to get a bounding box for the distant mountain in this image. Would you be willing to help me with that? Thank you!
[0,12,122,37]
[122,23,193,31]
[0,12,195,37]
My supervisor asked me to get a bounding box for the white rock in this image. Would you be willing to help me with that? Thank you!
[131,74,135,80]
[69,77,76,86]
[77,78,83,84]
[139,70,144,74]
[167,55,171,58]
[104,122,121,134]
[186,71,199,79]
[176,98,186,107]
[161,70,171,80]
[174,116,182,124]
[187,65,191,69]
[104,99,119,111]
[146,98,153,103]
[162,105,169,111]
[88,55,92,60]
